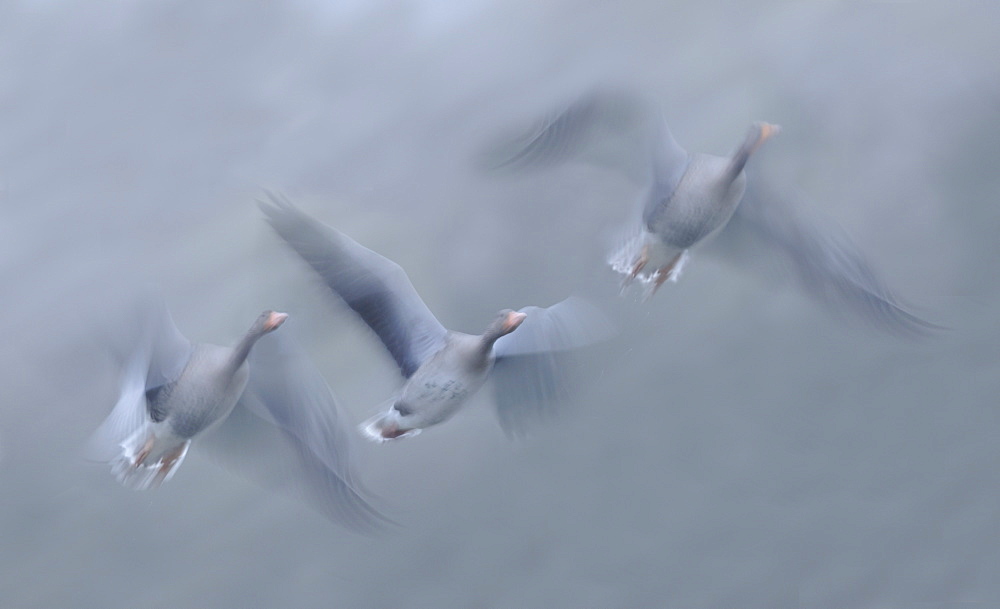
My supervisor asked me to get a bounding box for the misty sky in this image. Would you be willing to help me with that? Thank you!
[1,1,998,608]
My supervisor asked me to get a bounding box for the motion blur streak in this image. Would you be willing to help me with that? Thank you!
[0,1,996,608]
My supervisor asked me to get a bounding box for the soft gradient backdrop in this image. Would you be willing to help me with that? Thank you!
[1,1,997,607]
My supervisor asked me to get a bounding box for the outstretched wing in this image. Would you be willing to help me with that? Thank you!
[139,291,193,389]
[483,87,689,194]
[86,291,193,462]
[260,192,448,378]
[491,298,615,437]
[716,178,939,335]
[203,328,391,532]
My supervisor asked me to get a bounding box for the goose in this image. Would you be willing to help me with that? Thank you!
[260,193,613,441]
[88,294,386,529]
[485,88,935,333]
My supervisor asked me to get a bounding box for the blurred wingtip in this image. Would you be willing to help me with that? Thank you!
[474,84,654,176]
[327,488,402,536]
[256,188,293,216]
[474,121,558,175]
[824,279,948,339]
[865,300,950,339]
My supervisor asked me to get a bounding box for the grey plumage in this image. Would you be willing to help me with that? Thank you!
[202,325,391,530]
[486,88,935,334]
[260,193,614,441]
[259,193,447,378]
[88,293,386,531]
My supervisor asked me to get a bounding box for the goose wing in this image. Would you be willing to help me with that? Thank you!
[492,298,615,437]
[716,178,938,335]
[204,329,390,532]
[261,192,448,377]
[484,88,689,195]
[87,293,192,462]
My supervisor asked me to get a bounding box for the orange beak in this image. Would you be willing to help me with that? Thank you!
[264,311,289,331]
[504,311,527,332]
[758,122,780,144]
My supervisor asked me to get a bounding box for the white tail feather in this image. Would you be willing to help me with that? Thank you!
[360,411,421,443]
[608,231,690,291]
[111,427,190,490]
[86,354,150,463]
[608,229,647,278]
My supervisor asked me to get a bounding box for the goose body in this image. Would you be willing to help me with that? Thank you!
[100,309,286,488]
[618,121,776,292]
[644,153,748,250]
[488,88,933,332]
[122,343,247,481]
[363,312,525,441]
[392,333,493,430]
[147,343,250,440]
[261,193,611,442]
[620,150,755,287]
[89,296,385,529]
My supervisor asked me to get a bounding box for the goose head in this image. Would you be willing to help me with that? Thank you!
[482,309,526,345]
[725,121,780,181]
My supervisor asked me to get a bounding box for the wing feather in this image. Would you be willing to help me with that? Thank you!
[260,192,447,377]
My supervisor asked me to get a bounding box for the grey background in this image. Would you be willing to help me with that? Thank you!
[1,1,997,607]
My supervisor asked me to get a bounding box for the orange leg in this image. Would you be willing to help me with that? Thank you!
[380,422,412,440]
[650,253,684,296]
[134,434,156,468]
[153,444,187,486]
[621,245,650,290]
